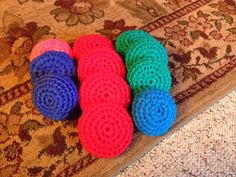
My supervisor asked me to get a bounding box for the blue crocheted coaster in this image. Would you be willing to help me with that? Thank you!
[30,51,76,81]
[32,75,78,120]
[132,88,177,136]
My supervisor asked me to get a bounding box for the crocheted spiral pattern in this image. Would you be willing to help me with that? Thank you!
[30,51,76,81]
[78,49,126,81]
[115,30,177,137]
[79,74,130,110]
[115,30,154,56]
[32,75,78,120]
[132,88,177,136]
[78,104,133,158]
[75,34,133,158]
[30,39,73,61]
[125,40,168,68]
[73,34,114,60]
[127,59,172,95]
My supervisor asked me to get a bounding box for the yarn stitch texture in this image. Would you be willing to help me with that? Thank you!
[79,73,130,111]
[132,88,177,136]
[127,59,172,95]
[30,51,76,81]
[32,75,78,120]
[78,49,126,81]
[125,40,168,69]
[73,34,114,60]
[115,30,154,56]
[30,39,73,61]
[78,104,133,158]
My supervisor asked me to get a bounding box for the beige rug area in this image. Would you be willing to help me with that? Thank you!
[117,89,236,177]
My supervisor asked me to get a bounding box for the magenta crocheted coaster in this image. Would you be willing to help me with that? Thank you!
[78,104,133,158]
[73,34,114,60]
[79,73,131,111]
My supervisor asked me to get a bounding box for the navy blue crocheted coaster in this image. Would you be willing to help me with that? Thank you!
[30,51,76,81]
[32,75,78,120]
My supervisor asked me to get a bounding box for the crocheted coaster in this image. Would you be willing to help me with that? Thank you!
[32,75,78,120]
[132,88,177,136]
[30,39,73,61]
[125,40,168,69]
[79,73,130,110]
[30,51,76,81]
[78,49,126,81]
[73,34,113,60]
[115,30,154,56]
[78,104,133,158]
[127,59,172,95]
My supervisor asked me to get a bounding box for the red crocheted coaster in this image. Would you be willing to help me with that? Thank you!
[79,73,131,111]
[78,49,126,81]
[78,104,133,158]
[73,34,113,60]
[30,39,73,61]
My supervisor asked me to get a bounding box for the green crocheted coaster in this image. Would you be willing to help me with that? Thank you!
[115,30,154,56]
[127,58,172,95]
[125,40,168,69]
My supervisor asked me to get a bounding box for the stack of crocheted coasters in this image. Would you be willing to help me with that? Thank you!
[116,30,177,136]
[74,34,133,158]
[29,39,78,121]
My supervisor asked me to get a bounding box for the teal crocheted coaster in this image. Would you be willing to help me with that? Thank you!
[125,40,168,69]
[115,30,154,56]
[127,58,172,95]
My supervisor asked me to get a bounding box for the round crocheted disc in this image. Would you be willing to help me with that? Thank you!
[30,39,73,61]
[125,40,168,69]
[30,51,76,81]
[78,104,133,158]
[79,73,130,110]
[127,58,172,95]
[115,30,154,56]
[73,34,113,60]
[132,88,177,136]
[32,75,78,120]
[78,49,126,81]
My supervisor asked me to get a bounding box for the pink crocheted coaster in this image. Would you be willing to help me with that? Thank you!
[73,34,114,60]
[78,49,126,81]
[30,39,73,61]
[78,104,133,158]
[79,73,131,111]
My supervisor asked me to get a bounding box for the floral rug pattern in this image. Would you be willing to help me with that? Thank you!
[0,0,236,176]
